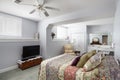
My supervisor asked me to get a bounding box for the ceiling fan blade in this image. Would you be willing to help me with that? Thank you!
[42,0,47,6]
[35,0,40,5]
[43,9,49,17]
[14,0,22,4]
[29,9,36,14]
[17,3,36,6]
[44,6,60,11]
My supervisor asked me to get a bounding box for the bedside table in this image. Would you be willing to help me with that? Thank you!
[74,51,80,56]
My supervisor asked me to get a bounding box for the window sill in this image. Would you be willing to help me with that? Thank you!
[52,39,69,41]
[0,38,39,42]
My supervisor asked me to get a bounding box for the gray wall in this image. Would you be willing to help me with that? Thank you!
[0,41,39,70]
[22,19,38,38]
[113,0,120,59]
[87,24,113,34]
[0,13,39,70]
[46,26,68,58]
[87,24,113,45]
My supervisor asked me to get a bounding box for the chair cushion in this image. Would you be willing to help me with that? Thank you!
[64,44,73,50]
[65,50,73,53]
[83,53,101,71]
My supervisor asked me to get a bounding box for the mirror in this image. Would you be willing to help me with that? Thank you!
[89,33,112,45]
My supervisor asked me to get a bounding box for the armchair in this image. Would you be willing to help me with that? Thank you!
[64,44,75,54]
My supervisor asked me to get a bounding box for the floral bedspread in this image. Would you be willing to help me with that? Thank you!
[97,56,120,80]
[39,55,120,80]
[39,54,76,80]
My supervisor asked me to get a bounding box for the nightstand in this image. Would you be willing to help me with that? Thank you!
[74,51,80,56]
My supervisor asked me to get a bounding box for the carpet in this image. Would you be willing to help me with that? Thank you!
[0,65,40,80]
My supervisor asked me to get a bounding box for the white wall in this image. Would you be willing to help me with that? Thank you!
[0,12,38,39]
[67,23,87,53]
[113,0,120,59]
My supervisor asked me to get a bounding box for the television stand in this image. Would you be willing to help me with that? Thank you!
[17,56,42,70]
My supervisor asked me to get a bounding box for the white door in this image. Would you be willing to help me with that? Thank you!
[71,33,86,53]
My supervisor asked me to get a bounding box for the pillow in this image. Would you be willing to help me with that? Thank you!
[76,50,96,68]
[76,54,89,68]
[71,56,81,66]
[83,53,101,71]
[87,50,96,58]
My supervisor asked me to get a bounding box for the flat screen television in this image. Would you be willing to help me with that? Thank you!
[22,45,40,61]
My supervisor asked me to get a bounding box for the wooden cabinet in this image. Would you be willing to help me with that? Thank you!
[18,57,42,70]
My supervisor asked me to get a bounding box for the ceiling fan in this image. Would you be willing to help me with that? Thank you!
[14,0,60,17]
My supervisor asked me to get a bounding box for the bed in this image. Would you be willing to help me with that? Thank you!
[38,54,120,80]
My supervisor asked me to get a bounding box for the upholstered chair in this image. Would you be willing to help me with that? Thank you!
[64,44,75,54]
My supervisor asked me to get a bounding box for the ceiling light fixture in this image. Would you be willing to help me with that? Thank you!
[14,0,60,17]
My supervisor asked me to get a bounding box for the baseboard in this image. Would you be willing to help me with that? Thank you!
[0,65,18,73]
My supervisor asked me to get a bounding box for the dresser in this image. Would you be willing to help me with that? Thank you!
[88,45,114,55]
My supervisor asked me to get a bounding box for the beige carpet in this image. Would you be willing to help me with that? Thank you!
[0,65,40,80]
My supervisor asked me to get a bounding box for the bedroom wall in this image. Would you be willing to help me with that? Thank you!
[38,8,115,59]
[38,13,89,59]
[87,24,113,34]
[47,26,68,58]
[22,19,38,38]
[67,23,87,53]
[87,24,113,45]
[0,12,39,72]
[113,0,120,59]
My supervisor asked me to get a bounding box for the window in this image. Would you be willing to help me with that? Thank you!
[0,14,22,38]
[56,26,68,40]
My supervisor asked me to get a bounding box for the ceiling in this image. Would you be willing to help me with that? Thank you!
[0,0,117,21]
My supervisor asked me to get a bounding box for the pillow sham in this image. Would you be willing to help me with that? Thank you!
[76,54,89,68]
[87,50,96,58]
[71,56,81,66]
[83,53,101,72]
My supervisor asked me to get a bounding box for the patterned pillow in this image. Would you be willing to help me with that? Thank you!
[76,54,89,68]
[87,50,96,58]
[83,53,101,71]
[76,50,96,68]
[71,56,81,66]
